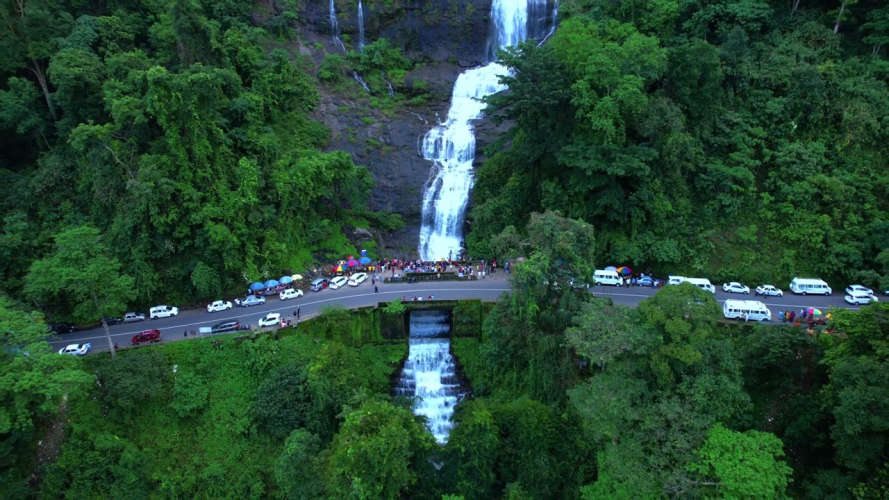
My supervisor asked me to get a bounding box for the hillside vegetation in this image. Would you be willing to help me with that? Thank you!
[0,0,378,316]
[470,0,889,289]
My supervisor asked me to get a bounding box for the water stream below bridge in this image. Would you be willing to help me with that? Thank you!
[394,309,468,444]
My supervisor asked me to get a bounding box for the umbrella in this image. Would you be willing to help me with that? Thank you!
[359,256,372,265]
[249,282,264,292]
[808,307,823,316]
[617,266,632,275]
[264,279,280,288]
[361,249,368,256]
[604,266,617,271]
[347,258,359,267]
[335,262,345,273]
[291,274,303,281]
[280,276,293,285]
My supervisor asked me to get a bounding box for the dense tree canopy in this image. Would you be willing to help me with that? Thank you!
[0,0,380,321]
[471,0,889,291]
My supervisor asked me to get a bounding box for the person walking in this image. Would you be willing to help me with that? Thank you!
[374,285,379,293]
[297,306,301,320]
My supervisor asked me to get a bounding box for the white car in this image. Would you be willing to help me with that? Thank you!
[206,300,233,313]
[845,291,878,305]
[722,282,750,294]
[59,343,91,356]
[258,312,281,328]
[755,284,784,297]
[845,284,874,297]
[123,312,146,323]
[279,288,304,301]
[348,273,368,286]
[149,305,179,319]
[329,276,348,289]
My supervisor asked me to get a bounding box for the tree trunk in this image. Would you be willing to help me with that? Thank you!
[91,291,116,358]
[101,318,116,358]
[834,1,847,34]
[791,0,801,15]
[29,60,57,122]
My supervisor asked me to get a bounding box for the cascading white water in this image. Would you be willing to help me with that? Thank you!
[395,310,466,444]
[418,0,553,260]
[357,0,365,50]
[329,0,346,52]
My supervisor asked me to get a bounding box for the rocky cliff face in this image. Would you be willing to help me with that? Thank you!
[300,0,493,65]
[288,0,547,257]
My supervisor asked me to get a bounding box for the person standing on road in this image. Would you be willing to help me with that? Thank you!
[374,285,378,293]
[297,306,301,320]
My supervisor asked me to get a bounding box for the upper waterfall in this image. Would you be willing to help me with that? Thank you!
[357,0,365,50]
[417,0,555,261]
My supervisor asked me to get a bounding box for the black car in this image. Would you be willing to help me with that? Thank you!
[102,317,123,325]
[211,321,241,333]
[49,322,76,334]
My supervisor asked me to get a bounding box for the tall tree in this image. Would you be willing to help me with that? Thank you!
[24,226,135,357]
[687,423,792,498]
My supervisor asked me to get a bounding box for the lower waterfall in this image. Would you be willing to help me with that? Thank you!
[394,309,467,444]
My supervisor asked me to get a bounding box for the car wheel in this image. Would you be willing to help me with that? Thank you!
[802,291,807,296]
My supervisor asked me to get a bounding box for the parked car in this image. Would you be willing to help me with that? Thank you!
[348,273,368,286]
[329,276,348,289]
[258,312,281,328]
[845,284,874,297]
[206,300,233,313]
[132,329,161,345]
[310,278,329,292]
[49,322,76,334]
[123,312,146,323]
[58,343,91,356]
[279,288,304,301]
[235,295,266,307]
[149,305,178,319]
[755,284,784,297]
[102,317,123,325]
[845,291,879,305]
[211,321,242,333]
[637,276,659,287]
[722,282,750,294]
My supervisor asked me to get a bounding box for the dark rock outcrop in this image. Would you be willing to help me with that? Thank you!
[300,0,492,65]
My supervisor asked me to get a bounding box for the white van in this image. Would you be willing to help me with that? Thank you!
[668,275,685,285]
[723,299,772,321]
[789,277,832,296]
[683,277,715,294]
[593,269,623,286]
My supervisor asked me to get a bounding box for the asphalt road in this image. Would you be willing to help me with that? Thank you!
[51,277,870,353]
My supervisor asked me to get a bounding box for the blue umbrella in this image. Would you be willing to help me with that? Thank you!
[249,282,264,292]
[280,276,293,285]
[264,279,280,288]
[359,256,372,265]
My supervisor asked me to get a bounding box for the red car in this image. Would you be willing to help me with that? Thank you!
[132,329,161,345]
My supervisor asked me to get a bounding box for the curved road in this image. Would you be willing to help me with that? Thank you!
[51,276,871,353]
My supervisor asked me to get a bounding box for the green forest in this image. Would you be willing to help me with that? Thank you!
[0,0,383,317]
[3,212,889,498]
[470,0,889,290]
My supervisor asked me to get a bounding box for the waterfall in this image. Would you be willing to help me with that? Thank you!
[353,71,370,92]
[357,0,365,50]
[417,0,555,260]
[395,310,466,444]
[329,0,346,52]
